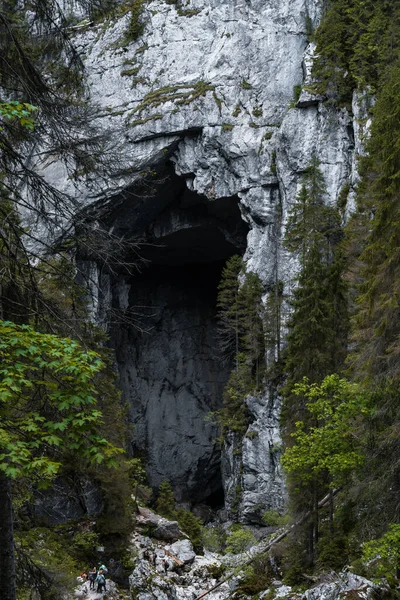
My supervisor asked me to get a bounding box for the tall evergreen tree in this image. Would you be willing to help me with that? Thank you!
[216,258,266,435]
[283,158,347,407]
[282,158,348,565]
[217,255,243,370]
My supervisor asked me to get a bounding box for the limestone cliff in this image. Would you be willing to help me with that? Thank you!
[28,0,362,521]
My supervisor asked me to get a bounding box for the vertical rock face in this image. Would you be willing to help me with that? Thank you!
[28,0,363,518]
[222,389,286,523]
[96,173,249,503]
[112,263,229,502]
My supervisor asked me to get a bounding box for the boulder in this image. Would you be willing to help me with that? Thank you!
[167,540,196,565]
[137,507,183,541]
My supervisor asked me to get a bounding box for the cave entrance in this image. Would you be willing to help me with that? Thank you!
[101,163,249,505]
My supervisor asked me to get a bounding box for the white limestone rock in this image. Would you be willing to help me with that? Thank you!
[167,540,196,564]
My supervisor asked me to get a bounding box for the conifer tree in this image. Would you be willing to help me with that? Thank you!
[217,255,243,370]
[155,480,176,519]
[216,258,266,434]
[283,158,346,406]
[238,272,265,386]
[282,158,348,565]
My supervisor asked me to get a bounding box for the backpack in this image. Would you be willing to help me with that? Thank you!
[97,574,105,585]
[89,572,96,581]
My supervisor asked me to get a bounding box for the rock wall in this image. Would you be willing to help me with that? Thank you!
[28,0,362,520]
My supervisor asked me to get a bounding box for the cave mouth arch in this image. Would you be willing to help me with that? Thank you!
[98,163,249,505]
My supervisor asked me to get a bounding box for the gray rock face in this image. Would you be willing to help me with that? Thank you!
[34,477,103,526]
[222,388,286,523]
[24,0,366,517]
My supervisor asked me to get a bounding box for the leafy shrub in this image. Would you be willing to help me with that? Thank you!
[362,524,400,582]
[225,525,256,555]
[262,510,289,527]
[237,553,272,594]
[202,525,227,553]
[71,531,100,563]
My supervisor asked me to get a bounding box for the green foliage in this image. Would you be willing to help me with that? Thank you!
[293,84,302,102]
[225,525,256,555]
[0,320,122,479]
[202,525,227,553]
[270,150,277,174]
[240,79,253,90]
[214,354,252,436]
[15,526,78,594]
[282,158,348,407]
[175,508,203,553]
[349,64,400,380]
[70,530,100,563]
[362,524,400,581]
[217,255,243,360]
[282,375,370,487]
[237,553,272,595]
[316,534,348,571]
[216,257,266,435]
[155,480,176,518]
[262,510,289,527]
[205,562,226,579]
[125,0,145,42]
[0,101,38,131]
[154,480,203,551]
[311,0,400,103]
[281,158,350,571]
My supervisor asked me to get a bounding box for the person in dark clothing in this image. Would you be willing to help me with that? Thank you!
[89,568,97,590]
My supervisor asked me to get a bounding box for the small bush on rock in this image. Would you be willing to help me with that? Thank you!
[225,525,256,555]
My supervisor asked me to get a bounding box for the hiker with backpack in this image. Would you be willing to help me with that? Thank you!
[88,567,97,590]
[96,569,107,593]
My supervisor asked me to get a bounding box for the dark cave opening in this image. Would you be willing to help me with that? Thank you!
[95,163,249,505]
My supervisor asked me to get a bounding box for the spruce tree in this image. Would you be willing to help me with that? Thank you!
[238,272,265,386]
[217,255,243,370]
[283,158,346,406]
[282,158,348,566]
[216,258,266,435]
[155,480,176,519]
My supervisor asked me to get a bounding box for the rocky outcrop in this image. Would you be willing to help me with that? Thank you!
[274,572,391,600]
[137,507,184,541]
[129,532,229,600]
[25,0,366,517]
[223,388,286,523]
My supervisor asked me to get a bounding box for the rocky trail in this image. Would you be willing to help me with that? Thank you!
[72,507,389,600]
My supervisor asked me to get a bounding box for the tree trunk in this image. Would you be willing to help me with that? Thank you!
[0,471,16,600]
[313,479,319,559]
[329,488,334,536]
